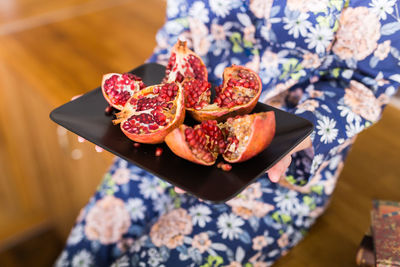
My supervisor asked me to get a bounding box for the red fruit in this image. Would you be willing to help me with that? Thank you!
[102,73,146,110]
[165,111,275,165]
[165,120,226,165]
[112,82,185,144]
[164,40,208,83]
[222,111,275,163]
[190,65,262,122]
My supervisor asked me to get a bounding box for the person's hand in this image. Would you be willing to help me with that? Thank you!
[267,136,312,183]
[72,95,104,152]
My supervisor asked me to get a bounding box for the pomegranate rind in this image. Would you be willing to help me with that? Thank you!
[165,125,216,166]
[223,111,276,163]
[115,84,186,144]
[188,102,258,122]
[165,40,208,83]
[191,65,262,122]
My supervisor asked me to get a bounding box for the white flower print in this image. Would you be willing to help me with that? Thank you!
[209,0,232,18]
[166,0,184,18]
[71,250,93,267]
[189,204,212,227]
[139,178,160,199]
[112,167,130,185]
[131,236,147,253]
[164,21,185,35]
[67,224,83,246]
[310,154,324,174]
[369,0,396,20]
[305,25,333,54]
[148,248,164,267]
[283,12,312,39]
[294,202,311,227]
[152,194,174,214]
[329,155,342,170]
[189,1,210,23]
[324,171,338,195]
[55,251,69,267]
[217,213,244,240]
[316,116,339,144]
[111,255,129,267]
[126,198,146,221]
[338,105,362,124]
[273,189,301,215]
[345,121,364,138]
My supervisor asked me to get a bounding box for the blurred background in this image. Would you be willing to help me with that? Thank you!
[0,0,399,266]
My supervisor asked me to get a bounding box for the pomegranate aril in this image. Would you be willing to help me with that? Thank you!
[155,147,163,156]
[105,105,114,115]
[133,142,141,148]
[220,163,232,171]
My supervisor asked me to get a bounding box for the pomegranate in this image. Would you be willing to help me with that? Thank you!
[190,65,262,122]
[164,40,208,83]
[102,73,146,110]
[165,111,275,165]
[112,82,185,144]
[222,111,275,163]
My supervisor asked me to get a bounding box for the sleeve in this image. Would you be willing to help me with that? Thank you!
[147,0,191,65]
[285,0,400,186]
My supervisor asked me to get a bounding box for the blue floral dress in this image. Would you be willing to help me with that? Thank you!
[56,0,400,266]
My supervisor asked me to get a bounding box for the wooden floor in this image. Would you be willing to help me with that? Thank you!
[0,0,399,266]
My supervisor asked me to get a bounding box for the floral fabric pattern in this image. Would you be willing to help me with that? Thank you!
[57,0,400,266]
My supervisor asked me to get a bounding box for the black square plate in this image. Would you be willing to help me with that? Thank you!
[50,63,313,203]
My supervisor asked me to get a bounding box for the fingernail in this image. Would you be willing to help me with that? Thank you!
[71,94,83,101]
[95,146,103,153]
[77,136,85,143]
[174,187,185,194]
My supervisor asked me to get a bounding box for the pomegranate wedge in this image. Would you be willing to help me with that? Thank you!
[165,111,275,165]
[113,82,185,144]
[164,40,208,83]
[101,73,146,110]
[222,111,275,163]
[190,65,262,122]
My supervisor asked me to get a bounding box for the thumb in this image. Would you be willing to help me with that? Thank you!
[267,155,292,183]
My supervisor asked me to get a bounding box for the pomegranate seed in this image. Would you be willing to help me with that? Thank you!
[133,142,141,148]
[155,147,163,156]
[221,163,232,171]
[104,105,113,115]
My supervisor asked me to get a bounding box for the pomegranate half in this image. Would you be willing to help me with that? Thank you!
[165,111,275,165]
[190,65,262,122]
[113,82,185,144]
[164,40,208,83]
[102,73,146,110]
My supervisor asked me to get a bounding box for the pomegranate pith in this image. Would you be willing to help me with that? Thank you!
[101,73,146,110]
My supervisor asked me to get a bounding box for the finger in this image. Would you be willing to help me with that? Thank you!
[174,187,186,194]
[95,145,104,153]
[267,155,292,183]
[71,94,83,101]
